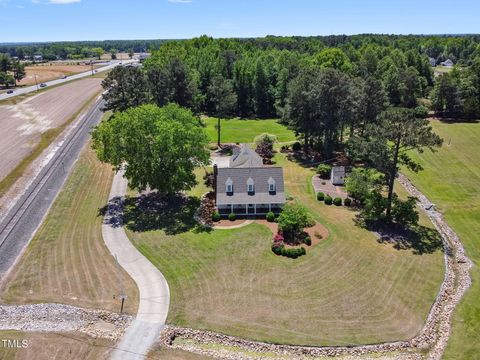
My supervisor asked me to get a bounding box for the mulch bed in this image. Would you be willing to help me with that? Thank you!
[256,220,329,247]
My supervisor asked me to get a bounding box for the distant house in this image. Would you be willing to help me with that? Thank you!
[440,59,454,68]
[331,166,346,186]
[214,144,286,215]
[33,54,43,61]
[428,57,437,67]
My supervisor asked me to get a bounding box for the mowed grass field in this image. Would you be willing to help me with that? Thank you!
[202,117,297,144]
[0,145,138,315]
[125,118,444,346]
[403,120,480,359]
[0,330,113,360]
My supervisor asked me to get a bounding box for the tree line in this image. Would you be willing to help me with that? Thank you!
[0,54,25,87]
[0,39,167,61]
[98,34,480,227]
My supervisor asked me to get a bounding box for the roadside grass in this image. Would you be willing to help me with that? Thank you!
[125,149,443,346]
[0,90,101,199]
[202,117,296,144]
[0,144,139,315]
[0,330,112,360]
[402,120,480,359]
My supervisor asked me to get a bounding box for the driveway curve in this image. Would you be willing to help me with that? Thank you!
[102,169,170,360]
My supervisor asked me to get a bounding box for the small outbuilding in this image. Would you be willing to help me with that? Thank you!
[330,166,346,186]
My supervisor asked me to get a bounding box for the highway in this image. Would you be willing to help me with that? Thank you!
[0,98,106,277]
[0,59,135,101]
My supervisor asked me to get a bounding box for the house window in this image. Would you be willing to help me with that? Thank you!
[226,178,233,194]
[247,177,254,194]
[268,177,276,193]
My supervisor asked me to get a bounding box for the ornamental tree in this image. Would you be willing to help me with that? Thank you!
[277,203,314,242]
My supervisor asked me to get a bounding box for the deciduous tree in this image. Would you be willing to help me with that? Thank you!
[91,104,209,194]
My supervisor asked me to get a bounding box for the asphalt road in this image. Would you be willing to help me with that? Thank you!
[0,98,106,278]
[0,59,135,101]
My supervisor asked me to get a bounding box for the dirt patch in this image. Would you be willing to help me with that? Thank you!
[18,64,101,86]
[0,77,102,183]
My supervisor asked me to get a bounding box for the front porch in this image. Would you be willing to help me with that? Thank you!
[217,203,282,216]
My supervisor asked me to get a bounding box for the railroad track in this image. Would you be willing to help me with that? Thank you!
[0,98,104,253]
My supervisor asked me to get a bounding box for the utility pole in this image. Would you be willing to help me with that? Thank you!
[34,72,39,91]
[91,59,94,76]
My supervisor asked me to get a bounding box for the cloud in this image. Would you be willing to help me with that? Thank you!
[168,0,192,3]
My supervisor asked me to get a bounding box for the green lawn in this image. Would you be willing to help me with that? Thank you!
[202,117,297,144]
[403,120,480,359]
[125,146,443,346]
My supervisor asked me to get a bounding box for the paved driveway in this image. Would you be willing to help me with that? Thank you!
[103,170,170,360]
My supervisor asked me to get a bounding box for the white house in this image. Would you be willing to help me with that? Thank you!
[214,144,286,215]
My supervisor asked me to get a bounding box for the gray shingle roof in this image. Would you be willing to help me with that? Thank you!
[216,167,286,205]
[229,144,263,168]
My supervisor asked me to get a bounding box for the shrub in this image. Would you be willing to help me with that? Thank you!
[272,244,307,258]
[266,211,275,222]
[271,243,284,255]
[316,192,325,201]
[344,198,352,206]
[314,231,323,240]
[292,141,302,151]
[304,236,312,246]
[324,195,333,205]
[333,197,342,206]
[212,211,221,222]
[414,105,429,119]
[280,145,290,152]
[316,164,332,179]
[228,213,236,221]
[273,233,284,242]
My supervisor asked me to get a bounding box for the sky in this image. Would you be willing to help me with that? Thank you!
[0,0,479,43]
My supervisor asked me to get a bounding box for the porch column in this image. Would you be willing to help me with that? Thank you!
[246,204,248,214]
[269,203,271,212]
[231,204,233,213]
[254,204,257,215]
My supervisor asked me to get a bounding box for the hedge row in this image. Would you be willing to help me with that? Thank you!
[317,193,352,207]
[272,244,306,258]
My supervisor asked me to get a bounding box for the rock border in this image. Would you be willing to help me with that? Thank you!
[0,303,132,341]
[157,173,473,360]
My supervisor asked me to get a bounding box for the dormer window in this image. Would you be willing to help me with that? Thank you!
[247,177,255,194]
[226,178,233,194]
[268,177,276,193]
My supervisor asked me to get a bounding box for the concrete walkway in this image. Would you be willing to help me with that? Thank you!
[213,219,254,230]
[102,170,170,360]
